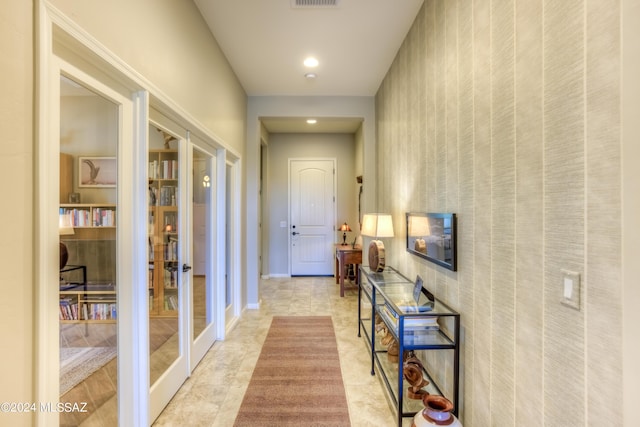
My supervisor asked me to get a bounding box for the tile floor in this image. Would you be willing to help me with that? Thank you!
[152,276,402,426]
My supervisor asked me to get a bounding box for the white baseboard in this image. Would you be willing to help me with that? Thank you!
[224,316,241,335]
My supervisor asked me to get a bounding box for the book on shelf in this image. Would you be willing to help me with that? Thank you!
[93,208,115,227]
[59,207,90,227]
[148,265,154,288]
[59,297,78,320]
[164,294,178,310]
[164,237,178,263]
[159,185,177,206]
[59,207,115,227]
[162,160,178,180]
[86,303,117,320]
[395,300,434,313]
[381,304,439,331]
[163,264,178,288]
[149,159,178,180]
[149,160,158,179]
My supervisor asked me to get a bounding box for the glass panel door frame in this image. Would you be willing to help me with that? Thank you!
[37,55,141,424]
[147,116,190,423]
[189,137,218,365]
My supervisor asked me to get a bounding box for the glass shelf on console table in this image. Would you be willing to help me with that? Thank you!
[358,266,460,427]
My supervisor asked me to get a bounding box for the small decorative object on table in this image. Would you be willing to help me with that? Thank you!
[339,222,352,245]
[412,395,462,427]
[403,352,429,399]
[361,213,394,272]
[68,192,80,204]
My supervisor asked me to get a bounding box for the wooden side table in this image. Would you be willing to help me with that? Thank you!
[335,244,362,297]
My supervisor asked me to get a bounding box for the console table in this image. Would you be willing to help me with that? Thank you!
[358,266,460,427]
[334,244,362,297]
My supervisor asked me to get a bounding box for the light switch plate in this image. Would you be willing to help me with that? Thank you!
[561,269,581,310]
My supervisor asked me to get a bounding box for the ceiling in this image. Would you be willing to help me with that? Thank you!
[194,0,424,133]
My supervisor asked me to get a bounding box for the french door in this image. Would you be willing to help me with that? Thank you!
[148,120,189,421]
[189,139,217,365]
[147,123,220,421]
[41,16,225,425]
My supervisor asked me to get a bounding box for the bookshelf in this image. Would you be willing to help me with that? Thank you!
[148,149,179,317]
[59,281,117,323]
[59,152,118,326]
[58,206,117,325]
[59,204,117,228]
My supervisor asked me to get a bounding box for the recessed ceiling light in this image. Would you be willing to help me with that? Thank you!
[305,72,317,79]
[304,57,319,67]
[307,119,317,124]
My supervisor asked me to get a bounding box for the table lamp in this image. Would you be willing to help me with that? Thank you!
[339,222,352,245]
[361,213,394,272]
[409,215,430,254]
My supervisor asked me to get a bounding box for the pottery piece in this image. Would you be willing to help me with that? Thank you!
[411,395,462,427]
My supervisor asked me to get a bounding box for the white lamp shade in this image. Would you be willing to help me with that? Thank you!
[59,213,75,236]
[408,215,430,236]
[361,214,394,238]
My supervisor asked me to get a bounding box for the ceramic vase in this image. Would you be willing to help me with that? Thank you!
[411,395,462,427]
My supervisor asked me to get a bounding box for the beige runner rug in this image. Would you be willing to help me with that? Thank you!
[234,316,351,426]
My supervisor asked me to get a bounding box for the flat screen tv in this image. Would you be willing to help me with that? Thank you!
[406,212,457,271]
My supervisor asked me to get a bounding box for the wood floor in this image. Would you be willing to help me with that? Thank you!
[59,318,178,427]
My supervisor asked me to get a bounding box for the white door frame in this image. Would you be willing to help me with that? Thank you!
[225,158,242,333]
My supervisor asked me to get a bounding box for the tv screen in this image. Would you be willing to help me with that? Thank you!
[406,212,457,271]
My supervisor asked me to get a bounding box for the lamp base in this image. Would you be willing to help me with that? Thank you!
[368,240,386,272]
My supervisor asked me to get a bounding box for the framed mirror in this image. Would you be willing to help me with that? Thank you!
[406,212,457,271]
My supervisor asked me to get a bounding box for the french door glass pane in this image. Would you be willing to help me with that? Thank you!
[148,124,180,385]
[59,75,119,425]
[193,147,213,339]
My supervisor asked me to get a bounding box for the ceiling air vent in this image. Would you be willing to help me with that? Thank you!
[291,0,340,8]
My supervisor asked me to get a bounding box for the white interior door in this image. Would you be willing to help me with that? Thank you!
[148,121,189,422]
[289,159,336,276]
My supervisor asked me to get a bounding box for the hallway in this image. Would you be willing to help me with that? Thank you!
[152,277,398,426]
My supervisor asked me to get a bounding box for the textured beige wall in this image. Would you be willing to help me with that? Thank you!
[0,2,34,426]
[375,1,623,426]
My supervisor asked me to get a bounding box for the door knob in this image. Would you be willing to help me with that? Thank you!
[292,231,299,236]
[182,264,192,272]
